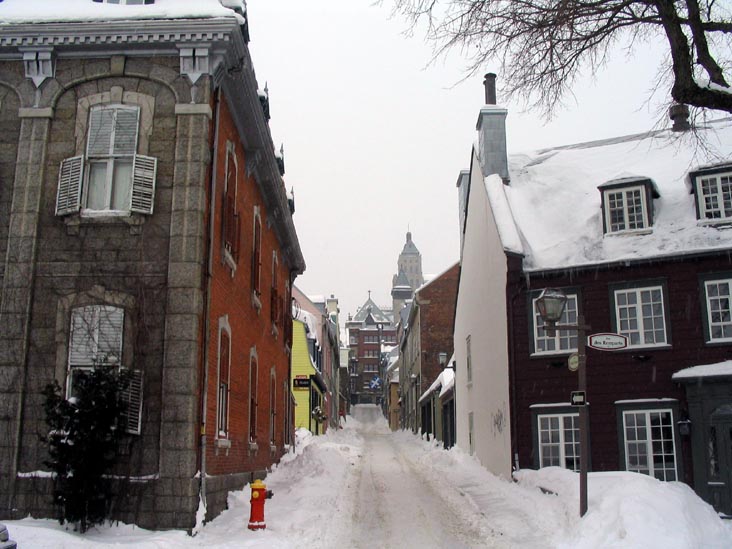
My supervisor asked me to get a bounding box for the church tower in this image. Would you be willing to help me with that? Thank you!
[391,232,424,315]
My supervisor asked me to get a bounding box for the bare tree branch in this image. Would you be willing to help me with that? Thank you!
[383,0,732,117]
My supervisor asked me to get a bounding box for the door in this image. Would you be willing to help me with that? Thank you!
[707,404,732,516]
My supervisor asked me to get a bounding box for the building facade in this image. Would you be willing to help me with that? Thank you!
[0,1,305,529]
[346,295,396,405]
[454,74,732,513]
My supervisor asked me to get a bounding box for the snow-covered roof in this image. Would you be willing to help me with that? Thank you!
[418,356,455,402]
[294,308,321,350]
[672,360,732,379]
[488,119,732,271]
[0,0,245,24]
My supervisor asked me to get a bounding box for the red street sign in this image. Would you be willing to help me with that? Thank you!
[588,333,628,351]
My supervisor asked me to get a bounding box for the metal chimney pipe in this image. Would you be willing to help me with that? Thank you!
[484,73,497,105]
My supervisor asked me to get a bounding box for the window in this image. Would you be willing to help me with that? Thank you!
[537,413,580,471]
[622,409,677,480]
[694,169,732,221]
[704,278,732,341]
[249,352,258,443]
[466,335,472,383]
[67,305,142,434]
[251,209,262,298]
[468,412,474,455]
[602,185,649,233]
[270,370,276,445]
[56,104,157,216]
[68,305,123,396]
[222,144,240,266]
[532,293,578,354]
[217,323,231,438]
[613,285,667,347]
[270,252,280,329]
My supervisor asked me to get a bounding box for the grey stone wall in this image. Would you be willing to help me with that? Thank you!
[0,54,209,530]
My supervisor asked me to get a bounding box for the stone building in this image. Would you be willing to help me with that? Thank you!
[0,1,304,530]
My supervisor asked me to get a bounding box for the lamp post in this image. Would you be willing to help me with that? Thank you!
[536,288,591,517]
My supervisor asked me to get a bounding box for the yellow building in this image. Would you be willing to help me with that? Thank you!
[291,317,327,434]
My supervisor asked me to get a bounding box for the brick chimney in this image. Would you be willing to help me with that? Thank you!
[476,73,509,183]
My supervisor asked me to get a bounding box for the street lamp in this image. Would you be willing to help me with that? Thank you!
[536,288,591,517]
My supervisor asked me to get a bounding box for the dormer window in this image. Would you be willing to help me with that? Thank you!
[690,165,732,223]
[598,177,658,235]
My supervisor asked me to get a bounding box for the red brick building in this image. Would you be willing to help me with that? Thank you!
[400,263,459,433]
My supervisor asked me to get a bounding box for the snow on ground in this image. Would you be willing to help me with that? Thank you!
[6,404,732,548]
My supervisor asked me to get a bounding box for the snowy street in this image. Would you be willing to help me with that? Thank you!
[346,406,492,548]
[7,404,732,548]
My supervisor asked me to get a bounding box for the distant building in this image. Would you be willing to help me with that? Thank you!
[346,295,396,405]
[391,232,425,315]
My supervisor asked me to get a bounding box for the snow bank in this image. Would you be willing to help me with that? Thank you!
[6,409,732,548]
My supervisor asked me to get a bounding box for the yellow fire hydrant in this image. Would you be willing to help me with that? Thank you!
[248,479,273,530]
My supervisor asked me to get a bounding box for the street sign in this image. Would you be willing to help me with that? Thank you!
[369,376,381,390]
[588,333,628,351]
[570,391,586,406]
[293,376,310,389]
[568,353,579,372]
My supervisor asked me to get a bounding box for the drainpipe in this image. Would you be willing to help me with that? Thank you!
[199,86,222,512]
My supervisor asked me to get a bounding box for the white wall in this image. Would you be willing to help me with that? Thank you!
[453,149,513,479]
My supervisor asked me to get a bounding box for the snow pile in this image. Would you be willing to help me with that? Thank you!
[673,359,732,379]
[6,410,732,548]
[516,468,731,548]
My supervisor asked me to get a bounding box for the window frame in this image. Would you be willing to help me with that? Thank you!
[691,165,732,223]
[599,179,656,235]
[701,274,732,343]
[216,317,231,439]
[249,348,259,446]
[222,142,240,269]
[56,99,157,217]
[610,281,670,349]
[530,290,580,356]
[535,411,581,471]
[251,207,263,307]
[66,304,143,435]
[616,401,681,482]
[85,104,138,213]
[67,304,124,397]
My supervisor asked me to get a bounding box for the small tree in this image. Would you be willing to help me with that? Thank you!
[42,365,131,533]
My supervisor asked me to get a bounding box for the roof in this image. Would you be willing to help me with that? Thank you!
[351,296,391,325]
[0,0,245,24]
[486,119,732,272]
[673,360,732,380]
[393,269,411,288]
[400,231,420,255]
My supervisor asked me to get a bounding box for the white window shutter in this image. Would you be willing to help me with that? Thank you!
[130,154,157,214]
[121,369,144,435]
[113,107,140,155]
[97,306,124,364]
[69,306,97,366]
[87,106,139,156]
[87,107,115,156]
[55,155,84,216]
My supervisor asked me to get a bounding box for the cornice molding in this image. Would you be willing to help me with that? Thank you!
[0,18,241,50]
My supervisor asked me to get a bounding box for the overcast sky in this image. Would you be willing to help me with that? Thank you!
[247,0,669,320]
